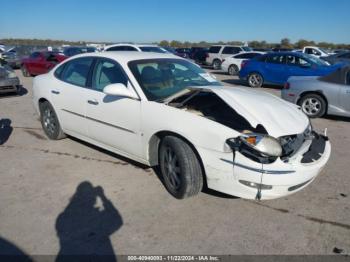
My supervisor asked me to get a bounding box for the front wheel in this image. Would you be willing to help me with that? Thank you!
[159,136,203,199]
[39,101,66,140]
[248,72,263,88]
[299,94,326,118]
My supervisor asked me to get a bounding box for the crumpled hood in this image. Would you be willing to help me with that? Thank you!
[190,85,309,138]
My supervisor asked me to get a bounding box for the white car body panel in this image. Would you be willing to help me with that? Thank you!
[32,52,331,200]
[221,52,265,73]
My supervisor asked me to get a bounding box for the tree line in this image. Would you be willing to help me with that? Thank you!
[1,38,349,50]
[159,38,350,50]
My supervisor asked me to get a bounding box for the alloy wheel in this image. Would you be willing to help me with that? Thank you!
[163,146,181,191]
[302,97,322,116]
[248,73,263,87]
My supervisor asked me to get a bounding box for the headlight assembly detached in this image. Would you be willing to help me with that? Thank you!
[226,133,283,164]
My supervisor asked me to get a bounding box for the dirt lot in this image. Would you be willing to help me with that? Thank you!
[0,69,349,256]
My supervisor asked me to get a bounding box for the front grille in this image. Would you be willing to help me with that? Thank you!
[279,124,313,159]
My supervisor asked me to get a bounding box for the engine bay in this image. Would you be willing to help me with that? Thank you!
[168,91,268,134]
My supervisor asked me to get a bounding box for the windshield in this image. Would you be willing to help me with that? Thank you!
[242,46,253,52]
[139,46,167,53]
[129,58,222,101]
[301,53,329,66]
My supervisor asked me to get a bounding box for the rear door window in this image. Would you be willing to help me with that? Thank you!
[266,55,284,64]
[222,47,241,54]
[208,46,221,53]
[61,57,94,87]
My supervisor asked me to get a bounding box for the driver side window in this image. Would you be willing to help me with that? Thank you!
[92,59,128,91]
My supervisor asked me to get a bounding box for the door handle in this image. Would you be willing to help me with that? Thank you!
[51,90,60,95]
[87,99,99,105]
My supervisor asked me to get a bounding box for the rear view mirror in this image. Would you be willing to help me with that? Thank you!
[103,83,138,99]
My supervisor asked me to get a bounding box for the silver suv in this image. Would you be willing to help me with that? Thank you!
[206,45,252,69]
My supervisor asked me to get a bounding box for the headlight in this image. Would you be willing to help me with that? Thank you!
[226,133,282,164]
[240,134,282,157]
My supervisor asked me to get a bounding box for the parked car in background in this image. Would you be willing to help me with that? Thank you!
[162,46,177,54]
[0,58,20,94]
[21,51,67,77]
[282,66,350,118]
[321,52,350,65]
[104,44,168,53]
[32,51,331,200]
[272,48,293,52]
[193,48,209,65]
[221,52,265,75]
[189,47,206,59]
[175,48,191,58]
[252,48,271,52]
[239,52,343,88]
[0,47,21,68]
[206,45,252,69]
[63,46,97,57]
[302,46,333,58]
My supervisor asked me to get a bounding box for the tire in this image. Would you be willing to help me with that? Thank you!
[21,65,30,77]
[39,101,66,140]
[212,59,221,70]
[298,93,326,118]
[248,72,263,88]
[228,64,239,75]
[159,136,203,199]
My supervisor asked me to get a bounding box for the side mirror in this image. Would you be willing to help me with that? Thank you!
[103,83,138,99]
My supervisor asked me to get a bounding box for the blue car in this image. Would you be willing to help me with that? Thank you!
[239,52,343,88]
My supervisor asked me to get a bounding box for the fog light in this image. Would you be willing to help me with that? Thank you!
[239,180,272,190]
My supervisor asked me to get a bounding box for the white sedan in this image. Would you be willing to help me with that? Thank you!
[32,52,331,200]
[221,52,265,75]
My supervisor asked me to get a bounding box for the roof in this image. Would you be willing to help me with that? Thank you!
[64,51,181,63]
[104,43,161,49]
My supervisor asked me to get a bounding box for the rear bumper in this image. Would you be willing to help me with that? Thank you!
[198,133,331,200]
[281,89,299,104]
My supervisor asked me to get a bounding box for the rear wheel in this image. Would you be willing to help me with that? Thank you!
[21,65,30,77]
[159,136,203,199]
[248,72,263,88]
[212,59,221,70]
[228,64,239,75]
[299,94,326,118]
[39,101,66,140]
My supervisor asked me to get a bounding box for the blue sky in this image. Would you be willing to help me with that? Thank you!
[1,0,349,43]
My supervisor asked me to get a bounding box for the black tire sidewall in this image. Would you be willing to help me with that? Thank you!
[229,65,238,75]
[159,136,202,199]
[213,60,221,70]
[39,101,62,139]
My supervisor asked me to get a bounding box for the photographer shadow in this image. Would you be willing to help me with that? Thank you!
[55,181,123,262]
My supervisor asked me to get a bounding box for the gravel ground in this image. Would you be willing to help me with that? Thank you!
[0,68,349,257]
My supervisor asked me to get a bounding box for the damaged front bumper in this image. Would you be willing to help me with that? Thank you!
[197,132,331,200]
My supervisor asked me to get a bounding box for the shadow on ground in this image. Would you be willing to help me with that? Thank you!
[0,236,33,261]
[55,181,123,262]
[0,85,28,98]
[0,118,13,145]
[324,115,350,123]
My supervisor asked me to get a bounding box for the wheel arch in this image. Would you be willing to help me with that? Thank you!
[148,130,207,186]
